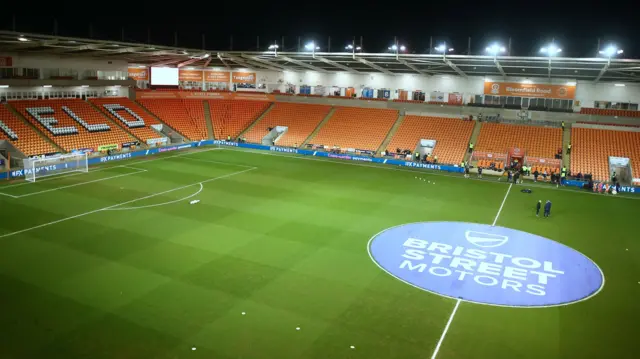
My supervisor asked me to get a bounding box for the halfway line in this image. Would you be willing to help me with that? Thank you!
[430,299,461,359]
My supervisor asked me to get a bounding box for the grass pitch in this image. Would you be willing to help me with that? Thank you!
[0,147,638,359]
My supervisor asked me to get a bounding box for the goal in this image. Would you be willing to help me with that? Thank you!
[22,152,89,182]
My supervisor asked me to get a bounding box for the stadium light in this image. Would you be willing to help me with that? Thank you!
[599,45,623,58]
[388,44,406,54]
[305,41,320,57]
[268,43,279,56]
[17,36,28,42]
[540,44,562,56]
[346,44,362,55]
[485,44,506,57]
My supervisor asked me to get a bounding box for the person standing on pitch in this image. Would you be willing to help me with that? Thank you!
[536,200,542,217]
[544,200,552,218]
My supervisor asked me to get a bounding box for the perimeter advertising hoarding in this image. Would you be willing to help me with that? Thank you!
[484,82,576,99]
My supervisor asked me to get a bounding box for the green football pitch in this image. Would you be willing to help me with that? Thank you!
[0,147,638,359]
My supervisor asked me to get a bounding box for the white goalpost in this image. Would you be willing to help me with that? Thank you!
[22,152,89,182]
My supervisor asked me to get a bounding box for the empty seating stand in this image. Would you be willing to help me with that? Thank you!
[475,122,562,158]
[10,99,132,152]
[580,108,640,118]
[138,99,208,141]
[311,107,398,151]
[208,100,271,140]
[0,104,57,156]
[386,115,474,165]
[90,97,163,142]
[244,103,331,147]
[571,127,640,181]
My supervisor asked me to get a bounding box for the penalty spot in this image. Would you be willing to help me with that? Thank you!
[190,200,200,205]
[295,327,300,331]
[350,346,355,349]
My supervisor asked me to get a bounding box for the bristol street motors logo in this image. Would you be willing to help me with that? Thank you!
[491,83,500,94]
[368,222,604,307]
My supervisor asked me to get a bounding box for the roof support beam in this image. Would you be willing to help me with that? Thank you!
[315,56,360,73]
[3,39,59,51]
[221,53,283,71]
[355,57,393,74]
[239,55,293,71]
[150,58,182,67]
[217,53,230,69]
[594,61,610,83]
[444,59,467,77]
[177,58,201,68]
[203,57,212,68]
[494,59,507,77]
[397,59,432,75]
[278,56,328,72]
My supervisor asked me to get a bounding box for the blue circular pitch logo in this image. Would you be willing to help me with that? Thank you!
[368,222,604,307]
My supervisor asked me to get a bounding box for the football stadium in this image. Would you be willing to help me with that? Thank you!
[0,28,639,359]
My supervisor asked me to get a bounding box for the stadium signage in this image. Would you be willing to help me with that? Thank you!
[618,186,636,193]
[98,144,118,151]
[484,81,576,99]
[270,146,298,153]
[99,153,132,163]
[405,162,441,170]
[10,165,59,177]
[368,222,604,307]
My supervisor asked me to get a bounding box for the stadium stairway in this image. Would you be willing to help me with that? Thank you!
[376,114,405,154]
[236,102,275,140]
[203,101,214,140]
[5,103,63,153]
[87,101,145,144]
[464,120,483,163]
[135,100,186,142]
[562,124,571,169]
[302,107,336,147]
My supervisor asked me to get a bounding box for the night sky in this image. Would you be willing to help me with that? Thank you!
[2,0,638,58]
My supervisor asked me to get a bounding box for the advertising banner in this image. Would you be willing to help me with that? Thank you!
[484,81,576,99]
[232,72,256,84]
[205,71,230,83]
[472,151,508,161]
[147,138,168,146]
[179,69,204,82]
[128,67,149,81]
[0,56,13,67]
[135,91,274,101]
[430,92,445,102]
[122,141,140,148]
[97,144,118,151]
[448,93,463,105]
[525,157,561,167]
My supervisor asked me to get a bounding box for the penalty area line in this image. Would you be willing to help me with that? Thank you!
[430,182,511,359]
[0,166,257,239]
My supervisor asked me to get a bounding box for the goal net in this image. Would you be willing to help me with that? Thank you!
[22,152,89,182]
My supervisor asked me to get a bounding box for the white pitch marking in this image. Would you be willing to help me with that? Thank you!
[0,167,256,239]
[430,299,461,359]
[106,183,204,211]
[492,183,512,226]
[0,192,19,198]
[179,156,256,169]
[0,165,120,189]
[14,168,148,198]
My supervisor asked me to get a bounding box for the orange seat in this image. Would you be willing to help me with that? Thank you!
[386,115,474,165]
[10,99,134,152]
[310,107,398,151]
[138,99,208,141]
[243,103,331,146]
[208,100,271,140]
[0,104,57,156]
[571,127,640,181]
[475,123,562,158]
[89,97,163,142]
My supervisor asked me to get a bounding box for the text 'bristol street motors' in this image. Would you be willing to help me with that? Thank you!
[368,222,604,307]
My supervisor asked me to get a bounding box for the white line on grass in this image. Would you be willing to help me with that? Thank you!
[106,183,204,211]
[13,168,148,198]
[0,192,19,199]
[430,299,461,359]
[0,165,124,189]
[492,183,513,226]
[430,181,511,359]
[178,156,257,169]
[0,167,256,239]
[222,148,639,201]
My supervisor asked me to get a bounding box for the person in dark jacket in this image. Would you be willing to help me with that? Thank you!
[544,200,552,218]
[536,200,542,217]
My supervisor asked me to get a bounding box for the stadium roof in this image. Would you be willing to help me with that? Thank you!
[2,31,640,83]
